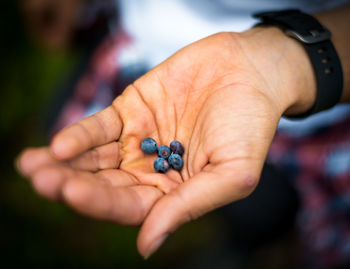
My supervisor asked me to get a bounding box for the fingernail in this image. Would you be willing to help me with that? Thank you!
[144,234,168,260]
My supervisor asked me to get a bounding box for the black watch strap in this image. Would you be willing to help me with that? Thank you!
[253,9,343,118]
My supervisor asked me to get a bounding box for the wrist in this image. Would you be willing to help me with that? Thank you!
[237,26,317,116]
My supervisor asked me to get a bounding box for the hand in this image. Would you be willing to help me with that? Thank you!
[17,27,316,258]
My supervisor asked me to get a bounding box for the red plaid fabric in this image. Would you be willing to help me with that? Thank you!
[269,115,350,268]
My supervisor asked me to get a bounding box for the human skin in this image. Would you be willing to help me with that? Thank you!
[17,5,350,259]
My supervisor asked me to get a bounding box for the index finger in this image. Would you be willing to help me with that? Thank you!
[51,105,122,160]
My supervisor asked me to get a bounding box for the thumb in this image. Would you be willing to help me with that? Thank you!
[137,160,262,258]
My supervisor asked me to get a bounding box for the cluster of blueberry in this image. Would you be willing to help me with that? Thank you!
[141,138,184,173]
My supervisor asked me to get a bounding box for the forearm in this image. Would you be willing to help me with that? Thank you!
[315,4,350,103]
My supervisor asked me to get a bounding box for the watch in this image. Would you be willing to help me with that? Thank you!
[253,9,343,118]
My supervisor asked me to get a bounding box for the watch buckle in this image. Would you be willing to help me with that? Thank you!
[285,28,331,44]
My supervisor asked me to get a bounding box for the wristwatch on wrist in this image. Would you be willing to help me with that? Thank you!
[253,9,343,118]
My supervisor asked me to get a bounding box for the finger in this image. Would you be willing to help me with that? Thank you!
[30,164,135,201]
[137,160,262,258]
[129,169,181,194]
[68,141,122,172]
[62,179,163,226]
[17,142,122,176]
[51,106,122,160]
[31,164,88,201]
[17,147,56,176]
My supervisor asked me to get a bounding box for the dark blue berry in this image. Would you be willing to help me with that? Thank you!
[170,140,184,156]
[153,157,170,173]
[158,145,171,159]
[141,137,158,154]
[168,153,183,170]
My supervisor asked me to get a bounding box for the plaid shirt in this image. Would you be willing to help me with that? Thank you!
[269,116,350,268]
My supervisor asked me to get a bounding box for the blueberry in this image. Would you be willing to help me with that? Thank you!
[170,140,184,156]
[153,157,170,173]
[158,145,171,159]
[141,137,158,154]
[168,153,183,170]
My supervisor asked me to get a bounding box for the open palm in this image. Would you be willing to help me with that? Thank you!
[18,29,310,257]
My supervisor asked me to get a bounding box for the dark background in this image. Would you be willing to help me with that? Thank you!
[0,1,297,268]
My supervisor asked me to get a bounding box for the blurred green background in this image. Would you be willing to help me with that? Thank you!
[0,1,295,268]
